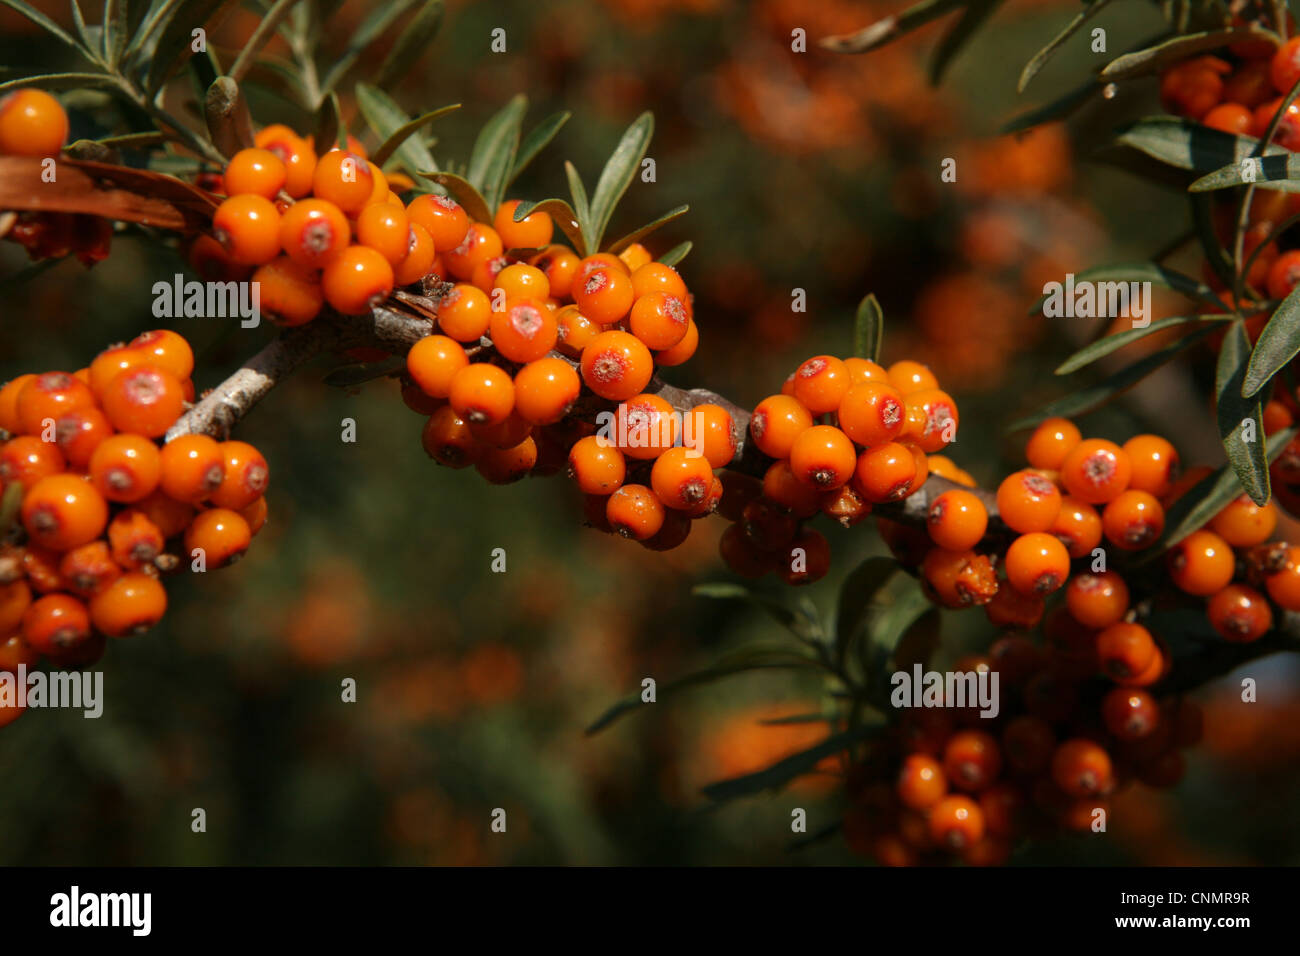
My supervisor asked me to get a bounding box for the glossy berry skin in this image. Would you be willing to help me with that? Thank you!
[792,356,851,414]
[1122,434,1179,497]
[468,412,531,450]
[1004,532,1070,595]
[920,548,998,608]
[628,292,689,350]
[475,436,537,484]
[749,395,813,459]
[629,261,686,300]
[762,461,822,517]
[159,434,225,502]
[853,442,918,503]
[573,267,635,326]
[252,256,324,326]
[897,754,947,810]
[436,284,492,342]
[100,365,185,437]
[1168,529,1235,596]
[1101,490,1165,551]
[654,318,698,367]
[223,147,287,199]
[21,474,108,551]
[0,89,69,156]
[605,484,665,540]
[996,470,1061,533]
[89,433,161,503]
[1065,570,1129,630]
[1272,36,1300,95]
[494,200,553,250]
[213,194,281,265]
[353,202,409,265]
[107,510,164,570]
[0,581,33,637]
[1101,687,1160,740]
[928,795,985,850]
[59,541,121,599]
[1060,438,1132,505]
[129,330,194,382]
[1051,496,1103,559]
[1159,56,1228,119]
[1208,584,1273,642]
[0,373,35,432]
[650,447,715,510]
[489,297,558,363]
[837,382,905,448]
[943,730,1002,793]
[254,124,315,197]
[394,224,439,286]
[448,363,515,426]
[421,406,480,468]
[788,425,856,490]
[1051,739,1113,798]
[493,263,550,302]
[322,245,394,315]
[887,360,938,395]
[90,572,167,637]
[0,435,65,490]
[926,490,988,551]
[580,331,653,401]
[311,150,375,215]
[1096,621,1158,681]
[279,198,350,268]
[186,508,252,568]
[21,593,91,655]
[614,393,677,460]
[1202,102,1253,135]
[405,195,470,253]
[513,358,580,425]
[902,388,959,453]
[1210,494,1277,547]
[209,440,269,511]
[443,223,504,281]
[568,436,626,494]
[406,335,468,399]
[15,371,95,437]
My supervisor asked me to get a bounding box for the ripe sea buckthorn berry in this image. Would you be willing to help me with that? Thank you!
[568,435,626,494]
[59,541,121,598]
[762,461,822,517]
[100,366,184,437]
[21,474,107,551]
[650,447,715,510]
[640,508,691,551]
[279,198,350,268]
[628,292,689,350]
[88,345,149,399]
[436,283,492,343]
[513,358,580,425]
[1267,249,1300,300]
[902,388,959,452]
[311,149,374,214]
[1026,417,1081,470]
[1203,102,1254,134]
[1102,687,1160,740]
[90,572,167,637]
[356,202,411,265]
[1160,55,1228,119]
[852,441,918,503]
[749,395,813,459]
[0,89,68,155]
[997,469,1062,533]
[927,489,987,551]
[475,436,537,484]
[134,490,194,539]
[1210,493,1277,546]
[322,245,394,315]
[468,412,532,449]
[0,631,40,673]
[0,374,36,432]
[444,222,504,280]
[490,297,558,363]
[897,754,947,810]
[186,508,252,567]
[986,587,1046,633]
[1096,621,1158,681]
[573,267,635,326]
[129,330,194,382]
[741,498,798,552]
[0,579,32,636]
[1050,495,1103,559]
[1051,739,1113,798]
[1005,531,1070,596]
[448,362,515,425]
[252,256,323,326]
[22,546,66,594]
[719,521,776,578]
[614,393,677,459]
[654,318,698,367]
[209,440,269,510]
[241,496,268,535]
[555,305,598,356]
[580,331,653,401]
[1208,583,1274,641]
[494,200,553,250]
[223,147,287,199]
[843,357,888,385]
[393,224,438,286]
[159,434,224,502]
[685,404,736,469]
[928,795,985,851]
[469,255,508,293]
[107,510,164,570]
[254,125,315,197]
[618,242,652,273]
[1168,529,1235,595]
[818,485,870,530]
[89,433,161,503]
[406,194,470,252]
[421,406,480,467]
[629,261,686,300]
[530,246,581,299]
[1272,36,1300,94]
[212,194,281,265]
[886,360,938,395]
[792,356,851,414]
[21,593,91,655]
[494,263,550,302]
[606,484,665,540]
[16,371,95,437]
[0,435,65,489]
[1101,489,1165,550]
[1065,571,1130,630]
[920,547,998,608]
[1122,434,1179,497]
[788,425,856,489]
[943,730,1002,792]
[406,335,468,399]
[1060,438,1131,504]
[1253,97,1300,149]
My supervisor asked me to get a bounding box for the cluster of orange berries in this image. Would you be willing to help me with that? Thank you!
[0,330,268,727]
[716,357,963,584]
[0,88,111,266]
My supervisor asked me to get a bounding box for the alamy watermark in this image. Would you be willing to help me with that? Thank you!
[594,405,717,457]
[153,273,260,328]
[1041,274,1152,328]
[890,664,1000,719]
[0,665,102,718]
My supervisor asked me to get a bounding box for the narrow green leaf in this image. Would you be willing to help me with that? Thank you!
[227,0,307,83]
[0,72,119,94]
[1009,324,1218,430]
[853,294,884,362]
[758,713,836,726]
[929,0,1000,85]
[0,0,91,57]
[147,0,240,95]
[1216,321,1269,505]
[374,0,444,90]
[701,723,882,802]
[819,0,967,54]
[1244,285,1300,397]
[97,131,171,148]
[466,94,527,214]
[418,172,491,225]
[1019,0,1113,92]
[322,356,406,388]
[1029,262,1223,314]
[319,0,418,95]
[1192,192,1237,289]
[313,90,341,160]
[1000,78,1100,134]
[657,241,692,267]
[1101,28,1279,81]
[1055,314,1229,375]
[511,198,585,255]
[564,160,592,255]
[588,111,654,251]
[602,204,689,254]
[511,110,570,185]
[372,104,457,171]
[692,582,819,643]
[1190,151,1300,193]
[1117,116,1286,174]
[103,0,130,67]
[356,84,452,179]
[69,0,100,61]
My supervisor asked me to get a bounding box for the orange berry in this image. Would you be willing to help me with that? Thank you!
[605,484,665,540]
[157,434,224,503]
[107,509,164,570]
[629,261,686,300]
[90,572,167,637]
[406,194,470,252]
[573,267,635,325]
[278,198,350,268]
[0,89,68,156]
[1208,583,1273,641]
[654,318,698,366]
[792,355,851,415]
[650,446,715,510]
[0,579,33,636]
[1202,102,1254,134]
[996,470,1062,533]
[1160,56,1228,119]
[1209,494,1277,546]
[448,362,515,425]
[1101,687,1160,740]
[1100,490,1164,550]
[777,527,831,585]
[843,357,889,385]
[493,263,550,303]
[685,403,736,468]
[921,548,999,608]
[135,489,195,538]
[356,201,411,265]
[421,406,480,468]
[494,200,553,250]
[469,255,508,293]
[241,496,268,535]
[311,149,375,214]
[1272,35,1300,94]
[628,292,689,350]
[568,435,626,494]
[185,508,252,567]
[513,358,580,425]
[613,393,677,459]
[749,395,813,459]
[393,223,439,286]
[129,330,194,382]
[718,521,775,577]
[89,433,161,503]
[1095,621,1158,680]
[887,360,938,395]
[1051,495,1102,559]
[434,283,491,343]
[837,381,907,448]
[1122,434,1179,497]
[404,334,468,399]
[100,365,184,438]
[1168,529,1235,595]
[489,296,558,363]
[322,245,394,315]
[213,193,281,265]
[16,371,95,437]
[1051,739,1113,798]
[21,593,90,655]
[762,460,822,517]
[902,388,959,453]
[0,435,65,490]
[1065,571,1130,629]
[208,440,269,510]
[474,436,537,484]
[943,730,1002,793]
[1060,438,1132,504]
[927,489,988,551]
[223,147,287,199]
[897,753,947,810]
[254,125,315,197]
[0,374,35,432]
[468,411,532,450]
[580,330,653,401]
[928,795,985,850]
[1005,531,1070,595]
[852,441,918,503]
[530,246,581,299]
[443,222,504,281]
[20,474,107,551]
[252,255,323,326]
[1025,417,1081,470]
[788,424,856,489]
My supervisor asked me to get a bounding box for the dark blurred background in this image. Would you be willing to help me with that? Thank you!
[1,0,1297,864]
